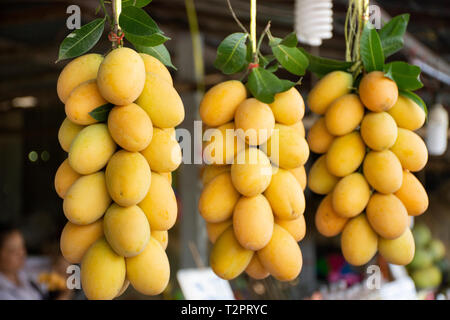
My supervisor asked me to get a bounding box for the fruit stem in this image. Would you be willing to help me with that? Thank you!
[111,0,123,49]
[250,0,257,56]
[226,0,249,35]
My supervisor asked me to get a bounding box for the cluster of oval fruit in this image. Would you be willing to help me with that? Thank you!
[307,70,428,266]
[54,47,185,299]
[198,80,309,282]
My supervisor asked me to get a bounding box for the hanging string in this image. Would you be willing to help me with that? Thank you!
[111,0,123,48]
[345,0,369,63]
[250,0,257,57]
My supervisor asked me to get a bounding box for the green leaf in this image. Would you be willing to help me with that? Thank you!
[269,37,282,47]
[214,33,248,75]
[259,55,275,68]
[265,63,279,73]
[122,0,152,8]
[279,79,296,92]
[135,43,176,69]
[299,48,353,77]
[360,22,385,72]
[384,61,423,90]
[280,32,298,47]
[57,18,105,62]
[399,89,427,117]
[379,14,409,57]
[272,44,309,76]
[88,103,114,122]
[246,67,283,103]
[124,31,169,47]
[119,6,160,36]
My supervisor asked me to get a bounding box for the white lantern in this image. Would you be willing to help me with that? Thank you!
[295,0,333,46]
[426,103,448,156]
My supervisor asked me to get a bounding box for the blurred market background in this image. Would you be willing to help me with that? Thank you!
[0,0,449,300]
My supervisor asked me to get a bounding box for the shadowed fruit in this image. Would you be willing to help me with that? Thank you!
[141,128,182,173]
[199,80,247,127]
[107,103,153,152]
[55,159,81,199]
[363,150,403,194]
[233,195,274,250]
[198,172,240,223]
[202,122,245,165]
[366,193,408,239]
[63,172,111,225]
[57,53,103,103]
[235,98,275,146]
[60,220,103,264]
[359,71,398,112]
[307,71,353,115]
[126,238,170,295]
[104,204,150,257]
[97,47,146,105]
[245,255,269,280]
[206,220,232,244]
[137,72,185,128]
[68,123,116,175]
[201,165,231,186]
[326,132,366,177]
[269,87,305,125]
[332,173,371,218]
[289,166,307,190]
[139,53,173,85]
[315,194,348,237]
[395,170,428,216]
[81,238,126,300]
[264,168,305,220]
[341,215,378,266]
[308,155,339,195]
[257,224,302,281]
[58,118,84,152]
[325,94,364,136]
[138,172,177,231]
[360,112,398,151]
[388,94,426,131]
[276,215,306,242]
[105,151,151,207]
[307,117,335,154]
[210,227,254,280]
[390,128,428,172]
[379,228,415,265]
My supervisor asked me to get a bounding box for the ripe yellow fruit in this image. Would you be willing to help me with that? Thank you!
[289,166,307,191]
[245,255,269,280]
[387,95,426,131]
[359,71,398,112]
[341,215,378,266]
[332,173,371,218]
[137,72,185,128]
[68,123,116,175]
[378,228,415,265]
[307,117,335,154]
[231,148,272,196]
[199,80,247,127]
[203,122,245,165]
[390,128,428,172]
[201,165,231,186]
[65,80,106,125]
[103,204,150,257]
[107,103,153,152]
[126,237,170,295]
[105,151,151,207]
[269,87,305,125]
[139,172,177,231]
[152,231,168,250]
[233,195,274,250]
[139,53,173,85]
[54,159,81,198]
[81,238,126,300]
[60,220,103,264]
[210,226,254,280]
[159,172,172,185]
[325,94,364,136]
[63,172,111,225]
[257,224,302,281]
[315,194,348,237]
[275,215,306,242]
[97,47,146,105]
[117,279,130,298]
[57,53,103,103]
[308,155,339,195]
[262,124,309,169]
[264,168,305,220]
[366,193,408,239]
[326,132,365,177]
[235,98,275,146]
[394,170,428,216]
[141,127,181,173]
[206,220,232,244]
[307,71,353,115]
[198,172,240,223]
[360,112,398,151]
[363,150,403,194]
[290,121,305,137]
[58,118,84,152]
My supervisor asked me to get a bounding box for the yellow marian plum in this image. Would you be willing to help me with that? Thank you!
[202,122,245,165]
[139,53,173,85]
[54,159,81,199]
[326,132,366,177]
[378,228,415,265]
[394,170,428,216]
[360,112,398,151]
[65,80,106,125]
[325,94,364,136]
[390,128,428,172]
[307,117,335,154]
[363,150,403,194]
[58,118,84,152]
[388,94,426,131]
[315,194,348,237]
[269,87,305,125]
[308,155,339,195]
[359,71,398,112]
[331,173,371,218]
